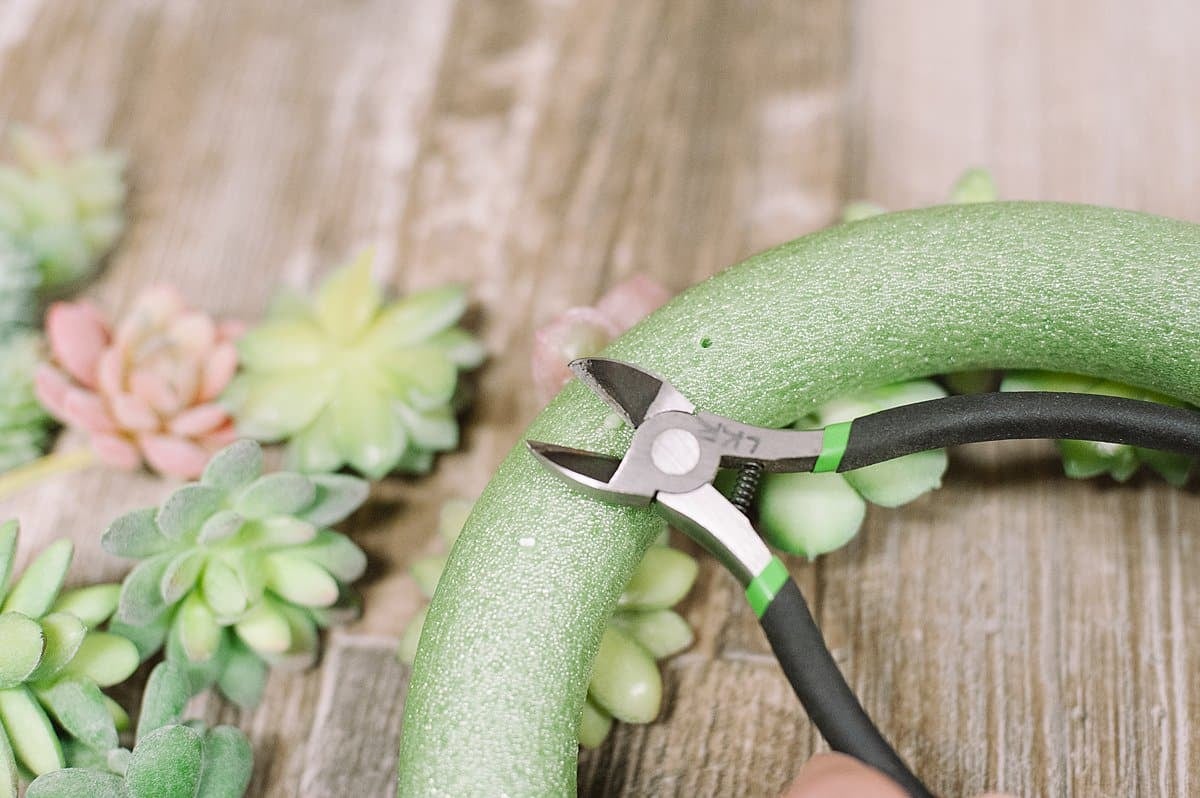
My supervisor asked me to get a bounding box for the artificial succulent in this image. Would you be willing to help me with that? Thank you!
[102,440,368,707]
[0,332,55,473]
[531,275,670,402]
[755,379,950,557]
[27,662,252,798]
[35,287,243,479]
[0,125,126,292]
[0,521,137,796]
[397,498,698,748]
[224,251,485,479]
[1002,371,1194,485]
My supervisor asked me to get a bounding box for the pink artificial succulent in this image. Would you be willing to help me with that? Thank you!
[35,286,243,478]
[532,275,671,402]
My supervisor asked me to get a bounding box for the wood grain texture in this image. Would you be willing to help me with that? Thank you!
[0,0,1198,795]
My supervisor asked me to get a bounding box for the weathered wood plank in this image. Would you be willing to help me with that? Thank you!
[0,1,1198,796]
[299,637,411,797]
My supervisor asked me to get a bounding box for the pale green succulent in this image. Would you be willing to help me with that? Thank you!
[0,126,126,292]
[102,440,369,708]
[0,233,39,334]
[1002,371,1193,485]
[224,251,485,479]
[27,661,252,798]
[756,379,950,558]
[0,332,54,472]
[0,521,137,797]
[398,499,698,748]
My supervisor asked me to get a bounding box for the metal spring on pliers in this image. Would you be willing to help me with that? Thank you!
[730,461,763,516]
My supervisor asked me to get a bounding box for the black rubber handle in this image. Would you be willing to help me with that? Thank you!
[759,579,935,798]
[839,391,1200,471]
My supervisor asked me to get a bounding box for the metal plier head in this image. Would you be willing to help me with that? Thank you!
[526,358,823,584]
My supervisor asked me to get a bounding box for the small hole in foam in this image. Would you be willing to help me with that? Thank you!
[699,337,713,349]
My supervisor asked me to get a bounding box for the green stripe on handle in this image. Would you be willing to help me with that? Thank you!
[812,420,852,473]
[745,556,790,618]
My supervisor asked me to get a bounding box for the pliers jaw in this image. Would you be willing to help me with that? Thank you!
[525,357,778,584]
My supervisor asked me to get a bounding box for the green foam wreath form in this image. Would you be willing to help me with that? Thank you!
[399,202,1200,795]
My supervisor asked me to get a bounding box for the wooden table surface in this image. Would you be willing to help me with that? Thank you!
[2,1,1199,796]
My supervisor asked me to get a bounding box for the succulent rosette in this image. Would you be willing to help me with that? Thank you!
[398,499,697,748]
[224,251,485,479]
[1002,371,1194,484]
[0,333,55,472]
[34,286,242,479]
[0,521,138,795]
[27,662,252,798]
[102,440,369,707]
[756,379,950,557]
[531,275,671,403]
[0,125,126,292]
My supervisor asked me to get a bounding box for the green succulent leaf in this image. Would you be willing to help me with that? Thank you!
[35,678,119,752]
[156,485,224,541]
[0,720,16,798]
[124,724,204,798]
[102,509,169,558]
[215,643,268,710]
[50,585,120,629]
[586,627,661,724]
[176,594,221,663]
[136,662,191,742]
[290,531,367,583]
[201,560,248,621]
[197,510,244,545]
[844,448,948,507]
[0,521,19,600]
[160,551,205,605]
[233,603,291,657]
[249,517,316,547]
[0,612,43,688]
[365,284,467,349]
[117,554,174,625]
[300,473,369,527]
[201,439,263,492]
[236,319,329,372]
[26,768,126,798]
[427,327,486,370]
[329,377,406,480]
[577,698,613,750]
[196,726,253,798]
[108,615,169,663]
[609,609,694,660]
[61,632,139,688]
[759,471,867,558]
[164,622,225,696]
[264,554,339,608]
[0,685,64,775]
[2,539,72,617]
[1138,447,1192,486]
[313,251,380,343]
[27,612,85,683]
[235,473,316,519]
[616,547,698,611]
[283,408,341,473]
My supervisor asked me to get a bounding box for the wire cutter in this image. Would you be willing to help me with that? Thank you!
[527,357,1200,798]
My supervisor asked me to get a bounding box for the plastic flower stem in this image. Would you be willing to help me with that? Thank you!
[0,449,95,500]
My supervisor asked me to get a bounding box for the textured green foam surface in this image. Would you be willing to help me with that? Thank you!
[398,202,1200,795]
